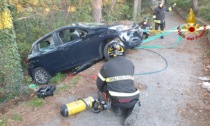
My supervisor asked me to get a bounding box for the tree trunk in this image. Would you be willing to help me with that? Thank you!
[0,2,24,97]
[192,0,198,13]
[91,0,102,23]
[138,0,142,20]
[133,0,142,21]
[108,0,116,19]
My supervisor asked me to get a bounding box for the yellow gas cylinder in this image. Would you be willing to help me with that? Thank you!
[60,96,94,117]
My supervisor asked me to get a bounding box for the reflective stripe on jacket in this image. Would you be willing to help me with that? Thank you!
[109,90,140,99]
[98,73,134,82]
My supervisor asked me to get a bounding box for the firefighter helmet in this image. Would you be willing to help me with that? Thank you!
[108,40,125,57]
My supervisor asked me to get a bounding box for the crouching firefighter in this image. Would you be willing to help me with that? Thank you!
[96,41,141,126]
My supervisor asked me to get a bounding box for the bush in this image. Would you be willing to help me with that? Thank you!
[168,0,210,21]
[198,5,210,20]
[167,0,192,11]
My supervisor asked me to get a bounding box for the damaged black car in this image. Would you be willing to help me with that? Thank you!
[26,23,143,84]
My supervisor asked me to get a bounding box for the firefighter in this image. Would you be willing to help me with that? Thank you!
[96,40,140,126]
[153,1,176,39]
[139,17,152,39]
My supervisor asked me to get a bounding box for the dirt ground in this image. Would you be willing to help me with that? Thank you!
[1,3,210,126]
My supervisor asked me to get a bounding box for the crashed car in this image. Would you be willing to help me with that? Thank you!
[26,23,143,84]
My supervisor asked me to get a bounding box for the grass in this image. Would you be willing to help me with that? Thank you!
[50,72,66,84]
[57,76,82,91]
[0,118,7,126]
[11,113,22,121]
[58,85,69,91]
[28,97,44,108]
[71,76,82,86]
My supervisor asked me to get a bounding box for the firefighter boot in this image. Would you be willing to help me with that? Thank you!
[124,101,140,126]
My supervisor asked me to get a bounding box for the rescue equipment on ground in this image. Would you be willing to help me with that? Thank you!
[60,92,110,117]
[60,96,94,117]
[91,99,109,113]
[36,85,56,99]
[91,91,110,113]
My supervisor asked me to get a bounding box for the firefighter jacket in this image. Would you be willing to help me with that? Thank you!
[97,56,140,99]
[153,6,173,24]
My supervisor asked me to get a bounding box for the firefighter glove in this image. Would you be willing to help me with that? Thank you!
[154,20,161,24]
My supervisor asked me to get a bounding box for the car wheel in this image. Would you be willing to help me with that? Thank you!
[103,42,112,61]
[32,67,51,84]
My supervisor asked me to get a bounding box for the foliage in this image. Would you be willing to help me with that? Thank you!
[71,0,93,22]
[167,0,210,21]
[139,0,153,22]
[102,0,133,22]
[0,2,24,100]
[28,97,44,107]
[197,3,210,20]
[167,0,192,11]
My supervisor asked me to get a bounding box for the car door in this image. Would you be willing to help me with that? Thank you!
[37,34,66,74]
[72,28,102,64]
[57,27,103,68]
[57,28,82,67]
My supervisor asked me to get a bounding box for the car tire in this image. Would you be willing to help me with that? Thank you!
[103,42,112,61]
[32,67,51,84]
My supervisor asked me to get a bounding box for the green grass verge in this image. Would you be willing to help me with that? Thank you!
[58,85,69,91]
[71,76,82,86]
[57,76,82,92]
[0,118,7,126]
[50,72,66,84]
[11,113,22,121]
[28,97,44,108]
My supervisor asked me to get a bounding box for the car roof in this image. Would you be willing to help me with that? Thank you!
[32,23,109,45]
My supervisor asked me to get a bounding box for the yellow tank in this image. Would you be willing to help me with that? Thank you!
[60,96,94,117]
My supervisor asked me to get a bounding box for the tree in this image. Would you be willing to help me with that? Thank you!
[0,1,24,97]
[192,0,198,13]
[91,0,102,23]
[107,0,116,19]
[133,0,142,21]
